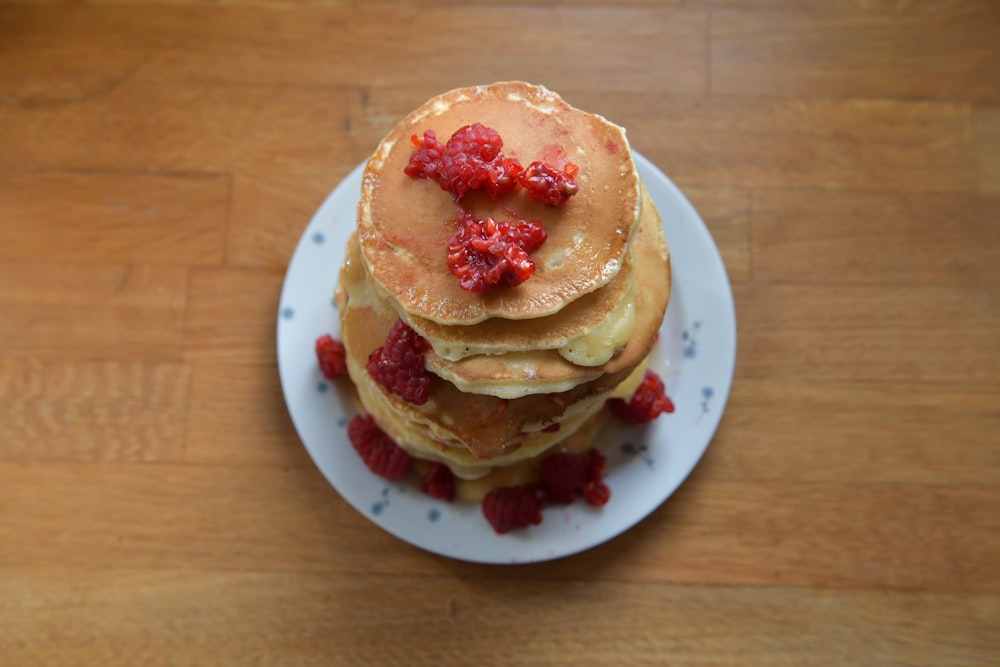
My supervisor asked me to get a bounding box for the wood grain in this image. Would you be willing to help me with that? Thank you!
[1,0,998,664]
[184,363,307,467]
[2,570,997,667]
[709,379,1000,486]
[751,189,1000,286]
[710,8,1000,102]
[0,171,228,264]
[183,267,284,365]
[0,262,187,361]
[734,283,999,384]
[0,359,189,463]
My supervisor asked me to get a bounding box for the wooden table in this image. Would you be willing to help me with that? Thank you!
[2,1,998,664]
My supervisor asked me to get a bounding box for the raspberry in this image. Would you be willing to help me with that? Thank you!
[315,334,346,380]
[539,451,590,504]
[421,462,456,502]
[519,161,579,206]
[347,414,412,481]
[403,124,582,205]
[482,155,524,199]
[404,130,446,180]
[609,369,675,424]
[404,123,523,201]
[583,481,611,507]
[447,211,547,293]
[539,448,610,506]
[367,319,435,405]
[438,123,510,200]
[481,484,547,534]
[583,448,611,507]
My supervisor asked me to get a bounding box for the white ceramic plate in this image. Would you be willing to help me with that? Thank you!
[277,153,736,564]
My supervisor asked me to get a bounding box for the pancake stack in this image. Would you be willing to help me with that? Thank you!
[335,82,671,500]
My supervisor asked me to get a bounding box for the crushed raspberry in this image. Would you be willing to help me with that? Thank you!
[481,484,547,534]
[367,319,435,405]
[404,130,446,180]
[609,369,675,424]
[539,451,590,504]
[421,462,456,502]
[315,334,346,380]
[483,156,525,199]
[447,211,547,293]
[347,414,412,481]
[519,161,579,205]
[539,448,610,506]
[438,123,522,200]
[404,123,581,207]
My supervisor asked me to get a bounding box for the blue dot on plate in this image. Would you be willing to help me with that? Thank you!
[428,508,441,522]
[281,307,294,320]
[683,345,696,359]
[312,231,325,244]
[317,381,329,393]
[702,386,715,399]
[372,502,384,515]
[336,416,349,428]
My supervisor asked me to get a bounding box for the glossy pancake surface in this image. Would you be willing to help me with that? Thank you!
[357,81,641,324]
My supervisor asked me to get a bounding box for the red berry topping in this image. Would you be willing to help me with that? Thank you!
[347,414,412,481]
[519,161,579,206]
[483,155,525,199]
[539,451,590,504]
[539,448,610,506]
[404,124,581,207]
[437,123,520,200]
[447,211,547,293]
[609,369,675,424]
[367,319,435,405]
[404,130,446,180]
[481,484,547,534]
[405,123,523,201]
[583,481,612,507]
[315,334,347,380]
[421,462,456,501]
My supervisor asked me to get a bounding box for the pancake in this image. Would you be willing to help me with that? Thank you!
[357,81,641,325]
[400,183,659,365]
[335,233,651,461]
[400,252,634,362]
[333,81,674,507]
[420,189,669,399]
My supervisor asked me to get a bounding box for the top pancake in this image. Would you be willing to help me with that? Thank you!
[357,81,641,325]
